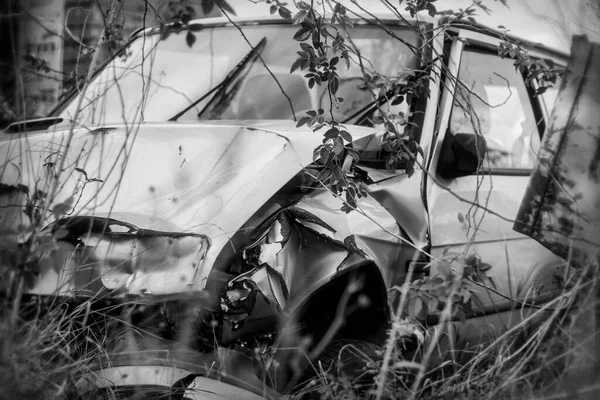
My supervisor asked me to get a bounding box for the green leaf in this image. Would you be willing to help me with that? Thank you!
[316,167,332,182]
[296,117,310,127]
[329,77,339,95]
[535,86,548,97]
[296,1,311,10]
[371,115,385,125]
[406,162,415,178]
[171,22,183,35]
[299,43,312,53]
[391,95,404,105]
[290,58,303,73]
[160,24,172,41]
[293,27,312,41]
[312,146,322,161]
[186,31,196,48]
[215,0,236,15]
[278,7,292,20]
[324,127,339,139]
[478,262,492,272]
[427,3,437,17]
[430,277,444,286]
[201,0,215,15]
[339,130,352,142]
[270,5,277,15]
[320,146,331,164]
[311,30,320,48]
[181,12,192,24]
[52,196,74,219]
[385,122,397,135]
[293,10,307,24]
[53,205,70,219]
[333,141,344,155]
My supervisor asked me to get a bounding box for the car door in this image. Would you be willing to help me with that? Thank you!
[425,29,568,315]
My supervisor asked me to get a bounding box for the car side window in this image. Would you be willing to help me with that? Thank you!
[450,48,541,170]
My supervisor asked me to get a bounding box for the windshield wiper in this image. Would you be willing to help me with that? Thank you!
[170,37,267,121]
[341,89,394,126]
[342,59,438,126]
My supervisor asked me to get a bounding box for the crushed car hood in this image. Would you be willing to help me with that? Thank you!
[0,120,378,295]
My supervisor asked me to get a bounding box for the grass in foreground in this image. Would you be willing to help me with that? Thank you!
[0,260,598,400]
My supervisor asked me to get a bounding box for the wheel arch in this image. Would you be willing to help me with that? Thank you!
[284,259,390,348]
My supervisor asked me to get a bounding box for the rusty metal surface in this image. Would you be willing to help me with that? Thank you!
[514,35,600,266]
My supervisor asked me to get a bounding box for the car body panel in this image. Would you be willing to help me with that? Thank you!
[425,27,567,314]
[77,346,277,399]
[514,35,600,267]
[365,169,428,249]
[280,188,406,300]
[0,121,381,296]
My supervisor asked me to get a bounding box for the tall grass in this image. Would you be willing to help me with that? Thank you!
[0,295,99,400]
[287,258,599,400]
[0,255,598,399]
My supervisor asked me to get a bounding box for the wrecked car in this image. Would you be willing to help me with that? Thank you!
[0,4,573,399]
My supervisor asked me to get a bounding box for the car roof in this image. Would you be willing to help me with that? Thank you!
[178,14,568,60]
[173,0,596,56]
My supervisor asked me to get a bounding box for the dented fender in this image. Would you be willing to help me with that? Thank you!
[221,187,407,329]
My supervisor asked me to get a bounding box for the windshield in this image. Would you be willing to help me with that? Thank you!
[58,23,420,125]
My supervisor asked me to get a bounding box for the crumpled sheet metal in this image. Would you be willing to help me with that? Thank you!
[15,217,211,296]
[79,220,211,295]
[0,121,377,296]
[514,35,600,266]
[228,188,405,316]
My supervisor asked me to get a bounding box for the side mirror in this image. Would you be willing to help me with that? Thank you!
[437,132,486,179]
